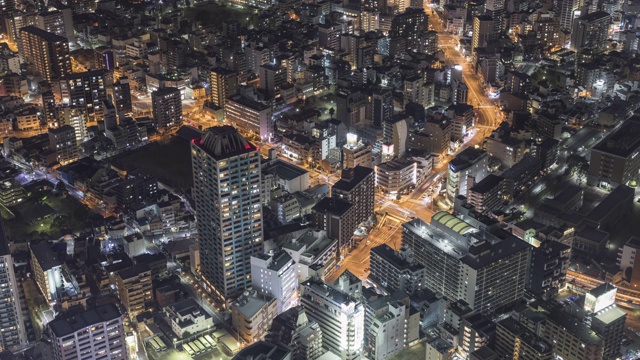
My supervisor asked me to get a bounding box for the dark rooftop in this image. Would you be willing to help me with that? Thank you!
[312,197,352,217]
[49,303,121,338]
[30,242,61,271]
[469,174,503,194]
[592,116,640,158]
[117,263,151,280]
[263,160,308,181]
[20,26,67,42]
[193,126,257,160]
[332,166,374,193]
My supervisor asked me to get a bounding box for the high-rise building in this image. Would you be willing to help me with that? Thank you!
[390,8,427,50]
[542,309,604,360]
[0,218,27,352]
[19,26,71,81]
[225,94,273,141]
[471,15,495,53]
[364,294,420,360]
[560,0,584,32]
[527,240,570,300]
[209,67,238,108]
[402,215,531,313]
[57,106,87,143]
[191,126,263,302]
[311,197,356,255]
[588,116,640,188]
[300,279,365,360]
[250,250,298,314]
[114,263,153,317]
[42,90,57,127]
[585,284,626,360]
[369,244,425,295]
[113,77,132,116]
[331,165,375,227]
[49,303,127,360]
[259,64,287,98]
[30,242,63,302]
[49,125,79,165]
[571,11,611,52]
[151,87,182,130]
[484,0,504,34]
[372,87,393,127]
[35,9,75,44]
[55,70,108,122]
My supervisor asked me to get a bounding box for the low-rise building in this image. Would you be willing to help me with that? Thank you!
[163,298,214,339]
[375,159,417,195]
[369,244,425,295]
[231,291,278,344]
[365,293,420,360]
[114,263,153,317]
[495,317,553,360]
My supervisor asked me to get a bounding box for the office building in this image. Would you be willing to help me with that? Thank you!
[49,303,126,360]
[49,125,79,165]
[300,279,364,360]
[231,290,278,344]
[267,306,323,360]
[571,11,611,52]
[113,77,132,116]
[250,251,298,314]
[342,134,373,169]
[114,263,153,317]
[0,219,27,352]
[472,15,494,52]
[163,298,214,338]
[19,26,70,81]
[467,174,504,213]
[209,67,238,108]
[447,148,489,199]
[495,317,553,360]
[225,94,273,141]
[588,116,640,188]
[369,244,425,295]
[55,70,108,122]
[332,165,375,227]
[375,159,417,195]
[152,87,182,130]
[402,216,530,313]
[191,126,263,302]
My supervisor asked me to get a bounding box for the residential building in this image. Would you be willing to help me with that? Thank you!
[542,310,604,360]
[365,294,420,360]
[225,94,273,141]
[588,116,640,188]
[300,279,365,360]
[231,291,278,344]
[571,11,612,52]
[19,26,70,81]
[527,240,570,300]
[375,159,417,195]
[447,148,489,199]
[617,236,640,287]
[467,174,504,213]
[266,306,323,360]
[14,106,40,131]
[342,134,373,169]
[369,244,425,295]
[311,197,356,253]
[0,219,27,352]
[49,304,126,360]
[49,125,79,165]
[57,106,87,143]
[472,15,494,52]
[191,126,263,302]
[413,118,452,155]
[114,263,153,317]
[447,103,475,141]
[55,70,108,122]
[484,133,526,167]
[425,338,455,360]
[30,242,63,301]
[152,87,182,130]
[113,77,132,116]
[250,251,298,314]
[495,317,553,360]
[259,63,287,98]
[209,67,238,108]
[35,10,74,44]
[402,216,531,313]
[163,298,214,338]
[332,165,375,227]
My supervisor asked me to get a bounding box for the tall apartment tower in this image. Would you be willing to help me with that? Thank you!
[570,11,612,52]
[210,67,238,108]
[55,70,108,122]
[300,279,365,360]
[560,0,584,32]
[332,165,375,227]
[151,87,182,130]
[35,9,75,44]
[19,26,71,81]
[471,15,495,53]
[0,219,27,352]
[49,303,127,360]
[191,126,263,303]
[113,77,132,116]
[485,0,504,33]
